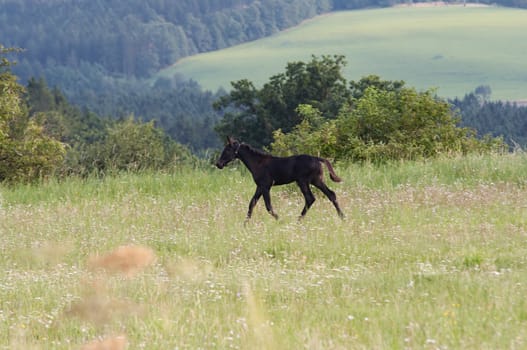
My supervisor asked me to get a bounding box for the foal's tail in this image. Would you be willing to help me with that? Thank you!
[320,158,342,182]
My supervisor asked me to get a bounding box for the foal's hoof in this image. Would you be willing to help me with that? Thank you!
[269,211,279,220]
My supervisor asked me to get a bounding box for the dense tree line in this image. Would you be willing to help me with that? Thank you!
[3,0,527,164]
[2,0,333,150]
[1,47,195,183]
[451,89,527,148]
[2,0,331,81]
[86,78,224,152]
[1,44,522,184]
[3,0,527,155]
[215,56,505,162]
[4,0,525,98]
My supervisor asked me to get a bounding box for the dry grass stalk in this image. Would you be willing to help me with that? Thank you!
[88,245,156,276]
[243,282,277,350]
[166,257,213,282]
[65,279,138,324]
[31,240,73,265]
[81,334,127,350]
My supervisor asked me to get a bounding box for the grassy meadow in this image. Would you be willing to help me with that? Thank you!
[1,153,527,349]
[158,6,527,101]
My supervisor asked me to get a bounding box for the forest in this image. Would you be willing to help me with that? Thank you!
[1,0,527,182]
[3,0,525,84]
[0,49,511,183]
[2,0,332,80]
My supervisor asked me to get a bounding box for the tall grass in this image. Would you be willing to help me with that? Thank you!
[1,154,527,349]
[343,153,527,189]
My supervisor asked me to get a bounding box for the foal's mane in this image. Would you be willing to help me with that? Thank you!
[241,143,272,158]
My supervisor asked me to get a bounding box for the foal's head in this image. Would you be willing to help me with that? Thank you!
[216,137,241,169]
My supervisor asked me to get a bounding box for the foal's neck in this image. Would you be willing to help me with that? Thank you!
[237,144,268,172]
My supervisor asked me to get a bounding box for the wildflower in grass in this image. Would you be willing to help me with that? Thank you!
[443,304,459,326]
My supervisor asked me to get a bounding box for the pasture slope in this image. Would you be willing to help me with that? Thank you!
[159,5,527,101]
[1,153,527,349]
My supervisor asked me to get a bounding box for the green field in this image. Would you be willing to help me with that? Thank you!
[2,154,527,349]
[158,6,527,101]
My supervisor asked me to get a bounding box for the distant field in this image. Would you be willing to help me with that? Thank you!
[158,6,527,101]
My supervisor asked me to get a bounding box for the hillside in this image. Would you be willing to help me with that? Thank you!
[160,5,527,101]
[2,0,332,82]
[2,0,526,100]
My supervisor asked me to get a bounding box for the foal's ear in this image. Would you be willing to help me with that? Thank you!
[227,136,236,145]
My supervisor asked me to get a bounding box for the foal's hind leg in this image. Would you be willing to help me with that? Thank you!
[297,181,316,219]
[312,180,344,218]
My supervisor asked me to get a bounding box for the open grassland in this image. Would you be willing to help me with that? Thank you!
[159,6,527,101]
[1,154,527,349]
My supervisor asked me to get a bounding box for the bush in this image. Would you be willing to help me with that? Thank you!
[271,86,506,162]
[64,117,196,176]
[271,104,338,158]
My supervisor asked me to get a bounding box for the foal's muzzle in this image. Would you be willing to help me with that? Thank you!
[216,161,224,169]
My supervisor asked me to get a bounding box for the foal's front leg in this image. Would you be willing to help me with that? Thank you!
[247,186,278,220]
[247,187,263,220]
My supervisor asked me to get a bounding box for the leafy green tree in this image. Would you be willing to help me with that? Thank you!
[0,45,66,183]
[349,74,405,100]
[24,77,112,175]
[213,79,266,146]
[103,117,167,171]
[0,47,25,133]
[214,55,350,147]
[474,85,492,102]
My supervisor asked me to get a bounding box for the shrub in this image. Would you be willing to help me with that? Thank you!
[70,116,196,175]
[271,86,505,162]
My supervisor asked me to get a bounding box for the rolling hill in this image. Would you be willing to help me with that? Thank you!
[158,5,527,101]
